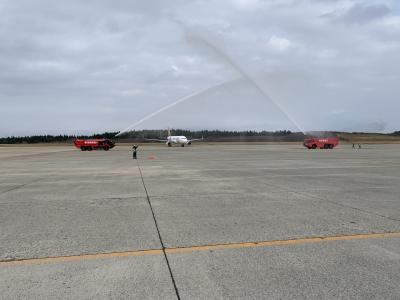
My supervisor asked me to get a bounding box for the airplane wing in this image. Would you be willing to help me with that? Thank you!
[187,136,204,143]
[145,138,168,142]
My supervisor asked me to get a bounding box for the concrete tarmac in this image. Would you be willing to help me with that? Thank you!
[1,144,400,299]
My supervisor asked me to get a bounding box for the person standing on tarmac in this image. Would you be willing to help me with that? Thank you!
[132,145,138,159]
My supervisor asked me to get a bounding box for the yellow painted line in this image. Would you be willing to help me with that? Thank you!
[166,232,400,254]
[1,232,400,267]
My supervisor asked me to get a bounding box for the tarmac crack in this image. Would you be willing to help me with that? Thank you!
[3,149,75,160]
[305,194,400,223]
[0,178,44,195]
[261,181,400,223]
[0,185,26,194]
[136,159,181,300]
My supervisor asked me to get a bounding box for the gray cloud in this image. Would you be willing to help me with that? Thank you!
[328,3,391,24]
[0,0,399,136]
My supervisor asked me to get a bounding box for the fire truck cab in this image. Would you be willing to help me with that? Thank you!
[74,139,115,151]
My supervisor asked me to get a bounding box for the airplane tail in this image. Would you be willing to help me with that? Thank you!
[167,128,171,137]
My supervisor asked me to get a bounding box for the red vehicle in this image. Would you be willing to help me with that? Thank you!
[74,139,115,151]
[303,137,339,149]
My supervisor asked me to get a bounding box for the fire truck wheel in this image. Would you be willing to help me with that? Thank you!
[103,146,109,151]
[329,144,334,149]
[312,144,317,149]
[81,147,86,151]
[87,147,93,151]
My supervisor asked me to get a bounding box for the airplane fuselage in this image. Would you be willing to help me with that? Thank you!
[145,130,202,146]
[167,136,190,147]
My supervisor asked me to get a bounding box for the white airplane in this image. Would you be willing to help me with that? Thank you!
[147,129,203,147]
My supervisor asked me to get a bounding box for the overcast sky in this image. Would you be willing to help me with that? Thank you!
[1,0,399,136]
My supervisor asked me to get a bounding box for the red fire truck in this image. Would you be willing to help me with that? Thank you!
[303,137,339,149]
[74,139,115,151]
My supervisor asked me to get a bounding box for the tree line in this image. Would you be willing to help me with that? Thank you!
[0,132,118,144]
[119,129,293,139]
[0,130,293,144]
[2,130,399,144]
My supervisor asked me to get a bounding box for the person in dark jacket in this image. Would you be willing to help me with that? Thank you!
[132,145,138,159]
